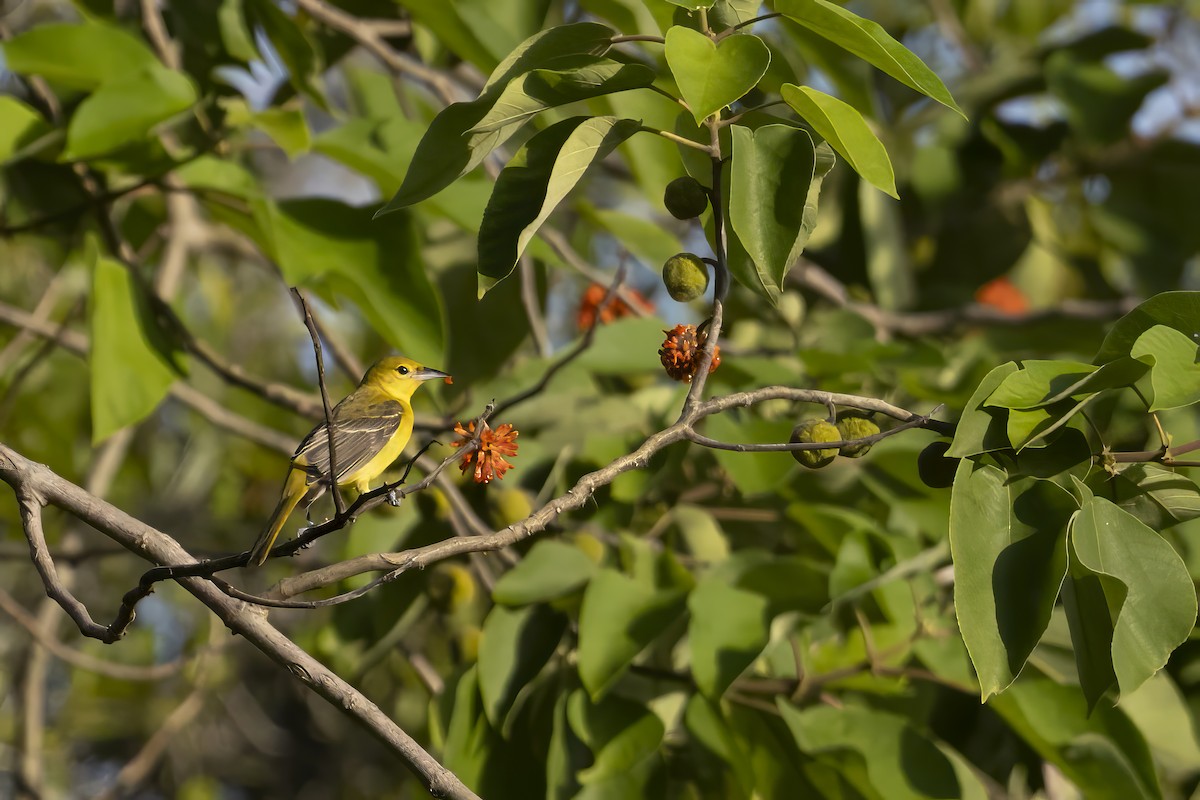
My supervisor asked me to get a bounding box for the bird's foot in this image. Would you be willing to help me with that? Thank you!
[386,486,402,507]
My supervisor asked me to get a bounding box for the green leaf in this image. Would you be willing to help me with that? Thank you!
[244,0,327,108]
[949,460,1074,700]
[1122,672,1200,775]
[1095,291,1200,364]
[781,84,896,198]
[398,0,501,71]
[378,22,615,213]
[568,691,665,784]
[477,604,566,728]
[946,362,1018,458]
[1130,325,1200,411]
[664,27,771,125]
[586,208,684,268]
[1,21,158,89]
[779,702,983,800]
[687,577,770,697]
[0,97,51,163]
[250,107,310,158]
[441,667,491,790]
[989,677,1162,800]
[477,116,641,295]
[470,61,656,133]
[64,65,196,160]
[577,569,687,699]
[254,199,444,362]
[492,541,599,605]
[1086,464,1200,531]
[1062,553,1121,709]
[665,0,716,8]
[90,257,182,442]
[1067,495,1197,700]
[988,357,1148,409]
[773,0,964,116]
[728,124,816,301]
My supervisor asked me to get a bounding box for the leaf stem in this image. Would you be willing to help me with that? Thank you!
[639,126,714,153]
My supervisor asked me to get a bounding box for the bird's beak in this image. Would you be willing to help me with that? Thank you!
[415,366,452,382]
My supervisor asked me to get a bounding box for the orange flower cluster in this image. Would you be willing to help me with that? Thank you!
[452,420,519,484]
[576,282,654,330]
[974,276,1029,315]
[659,323,720,382]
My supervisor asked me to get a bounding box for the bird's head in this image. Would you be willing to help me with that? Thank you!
[363,356,451,401]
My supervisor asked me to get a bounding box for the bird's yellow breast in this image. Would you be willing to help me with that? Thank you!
[339,403,415,494]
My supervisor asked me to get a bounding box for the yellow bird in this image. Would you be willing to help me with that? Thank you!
[250,355,451,566]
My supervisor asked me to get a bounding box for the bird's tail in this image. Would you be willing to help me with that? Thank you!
[249,467,308,566]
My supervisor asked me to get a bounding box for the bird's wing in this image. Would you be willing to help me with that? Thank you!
[292,398,405,485]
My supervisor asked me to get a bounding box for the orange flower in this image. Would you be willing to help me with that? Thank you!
[659,323,720,382]
[451,420,519,484]
[577,282,654,330]
[974,276,1029,315]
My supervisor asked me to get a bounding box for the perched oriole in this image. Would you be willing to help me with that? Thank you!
[250,355,450,566]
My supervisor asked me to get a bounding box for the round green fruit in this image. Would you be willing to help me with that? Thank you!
[662,252,710,302]
[917,441,959,489]
[663,176,709,219]
[790,419,841,469]
[836,416,880,458]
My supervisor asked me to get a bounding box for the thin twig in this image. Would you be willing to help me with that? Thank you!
[291,288,345,515]
[519,255,552,357]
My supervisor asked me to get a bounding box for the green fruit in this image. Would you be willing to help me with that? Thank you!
[662,252,710,302]
[917,441,959,489]
[663,176,709,219]
[836,416,880,458]
[790,419,841,469]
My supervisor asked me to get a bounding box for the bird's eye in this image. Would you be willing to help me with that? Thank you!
[397,365,410,375]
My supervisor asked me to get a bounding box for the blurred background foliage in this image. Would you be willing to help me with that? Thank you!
[0,0,1198,798]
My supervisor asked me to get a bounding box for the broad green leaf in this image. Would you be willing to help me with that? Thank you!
[859,170,913,310]
[990,677,1161,800]
[705,413,795,495]
[728,124,816,302]
[492,541,598,605]
[568,691,665,784]
[986,360,1099,409]
[470,61,656,133]
[1095,291,1200,364]
[1130,325,1200,411]
[255,199,444,362]
[781,84,896,198]
[683,696,755,799]
[1067,496,1197,700]
[576,569,687,699]
[398,0,500,71]
[244,0,327,108]
[780,702,985,800]
[1,21,158,89]
[378,22,615,212]
[477,604,566,728]
[0,97,51,163]
[218,0,258,62]
[586,208,684,268]
[1062,553,1122,710]
[687,577,770,697]
[250,107,310,158]
[64,65,196,160]
[773,0,964,116]
[665,0,716,8]
[664,27,771,125]
[1007,427,1093,479]
[1122,672,1200,774]
[441,668,490,790]
[946,362,1018,458]
[1087,464,1200,531]
[90,257,182,442]
[950,460,1073,700]
[477,116,641,295]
